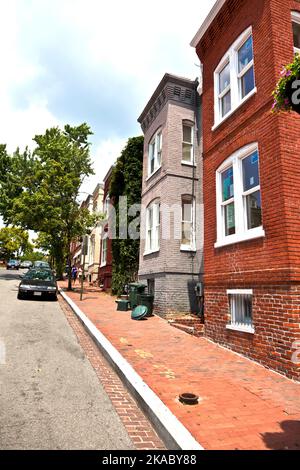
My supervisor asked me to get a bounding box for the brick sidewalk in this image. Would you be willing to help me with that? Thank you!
[59,281,300,450]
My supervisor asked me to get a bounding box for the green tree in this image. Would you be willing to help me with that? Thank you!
[0,124,96,288]
[0,227,31,260]
[109,136,144,295]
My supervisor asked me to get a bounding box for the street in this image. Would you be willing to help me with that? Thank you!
[0,269,134,450]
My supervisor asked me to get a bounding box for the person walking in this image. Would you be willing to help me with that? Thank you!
[71,265,78,285]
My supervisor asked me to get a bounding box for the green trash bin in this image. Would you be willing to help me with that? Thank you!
[128,283,146,309]
[137,293,154,316]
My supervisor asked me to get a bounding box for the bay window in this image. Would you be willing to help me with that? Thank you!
[215,143,264,248]
[182,123,194,164]
[148,130,162,177]
[181,196,195,250]
[214,27,256,127]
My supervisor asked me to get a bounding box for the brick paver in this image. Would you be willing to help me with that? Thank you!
[59,282,300,450]
[58,296,165,450]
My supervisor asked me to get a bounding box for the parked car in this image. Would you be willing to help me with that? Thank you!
[18,268,57,300]
[33,261,51,270]
[20,260,33,269]
[6,259,20,270]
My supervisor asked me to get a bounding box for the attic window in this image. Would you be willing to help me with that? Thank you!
[185,89,192,99]
[174,86,181,96]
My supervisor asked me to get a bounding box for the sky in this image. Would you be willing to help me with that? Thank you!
[0,0,215,206]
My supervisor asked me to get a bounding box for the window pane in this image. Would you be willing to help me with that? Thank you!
[224,202,235,236]
[246,190,262,229]
[230,294,252,326]
[293,22,300,49]
[243,151,259,191]
[221,90,231,117]
[182,200,192,222]
[240,66,255,98]
[219,62,230,93]
[182,222,192,245]
[183,125,192,143]
[238,36,253,72]
[222,167,234,201]
[182,143,192,162]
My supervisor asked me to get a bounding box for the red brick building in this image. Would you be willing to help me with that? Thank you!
[191,0,300,380]
[98,166,114,291]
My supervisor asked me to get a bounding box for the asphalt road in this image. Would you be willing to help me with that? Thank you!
[0,269,134,450]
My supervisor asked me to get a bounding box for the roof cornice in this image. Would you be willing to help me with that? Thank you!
[190,0,227,48]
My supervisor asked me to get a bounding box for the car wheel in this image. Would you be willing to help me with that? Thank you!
[17,292,25,300]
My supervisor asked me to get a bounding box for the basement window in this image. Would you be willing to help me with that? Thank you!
[226,289,254,333]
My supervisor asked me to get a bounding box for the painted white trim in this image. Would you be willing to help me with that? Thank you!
[181,161,197,167]
[226,324,255,334]
[214,226,265,248]
[146,165,161,181]
[190,0,227,47]
[227,289,253,295]
[59,289,204,450]
[180,245,196,252]
[212,87,257,131]
[143,248,160,257]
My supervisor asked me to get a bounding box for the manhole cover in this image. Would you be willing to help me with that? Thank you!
[179,393,199,405]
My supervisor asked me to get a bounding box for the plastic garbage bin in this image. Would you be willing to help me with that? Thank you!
[137,293,154,316]
[128,283,146,309]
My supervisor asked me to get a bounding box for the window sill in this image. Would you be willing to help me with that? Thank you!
[100,262,107,268]
[143,249,159,256]
[180,245,196,252]
[181,161,196,167]
[212,87,257,131]
[226,324,255,334]
[146,166,161,182]
[215,227,265,249]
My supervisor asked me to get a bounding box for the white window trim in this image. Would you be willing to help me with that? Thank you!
[292,11,300,55]
[226,289,255,334]
[215,142,265,248]
[181,196,196,251]
[100,234,108,267]
[148,130,162,178]
[213,26,256,129]
[182,123,195,165]
[144,200,160,256]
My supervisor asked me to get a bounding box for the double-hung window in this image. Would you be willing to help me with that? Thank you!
[181,196,195,250]
[227,289,254,333]
[101,234,108,267]
[148,130,162,177]
[292,11,300,55]
[145,200,160,254]
[214,27,256,127]
[215,143,264,248]
[182,123,194,164]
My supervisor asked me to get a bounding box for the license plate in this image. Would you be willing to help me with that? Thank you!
[34,292,42,296]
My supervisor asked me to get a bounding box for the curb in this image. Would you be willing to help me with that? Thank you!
[59,289,204,451]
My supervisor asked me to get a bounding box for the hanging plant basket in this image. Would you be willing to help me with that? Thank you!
[272,54,300,115]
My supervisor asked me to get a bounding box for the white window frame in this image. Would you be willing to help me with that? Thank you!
[144,200,160,255]
[181,195,196,251]
[292,11,300,55]
[100,234,108,267]
[148,130,162,178]
[181,123,195,166]
[226,289,254,334]
[213,26,257,130]
[215,142,265,248]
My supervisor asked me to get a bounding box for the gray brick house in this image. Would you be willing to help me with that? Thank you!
[137,73,204,317]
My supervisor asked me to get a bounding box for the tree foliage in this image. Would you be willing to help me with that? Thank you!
[0,227,31,260]
[109,136,144,295]
[0,123,96,285]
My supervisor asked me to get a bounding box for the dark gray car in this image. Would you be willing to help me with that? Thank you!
[18,269,58,300]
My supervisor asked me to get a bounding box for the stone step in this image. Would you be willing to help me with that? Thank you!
[168,320,204,337]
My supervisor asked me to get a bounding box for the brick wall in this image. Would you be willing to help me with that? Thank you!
[193,0,300,379]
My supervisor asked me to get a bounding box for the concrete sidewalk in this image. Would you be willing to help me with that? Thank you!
[58,281,300,450]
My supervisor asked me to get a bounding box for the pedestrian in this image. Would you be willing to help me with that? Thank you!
[78,266,83,283]
[71,265,78,285]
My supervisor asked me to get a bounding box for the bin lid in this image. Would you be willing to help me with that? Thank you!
[131,305,148,320]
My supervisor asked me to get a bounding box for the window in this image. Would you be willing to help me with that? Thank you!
[148,130,162,177]
[226,289,254,333]
[214,27,256,127]
[103,195,110,217]
[215,143,264,248]
[292,11,300,54]
[145,200,160,254]
[181,196,195,250]
[100,235,108,266]
[182,123,194,164]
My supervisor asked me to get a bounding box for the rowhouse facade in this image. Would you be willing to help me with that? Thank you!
[191,0,300,380]
[138,74,204,317]
[98,166,114,291]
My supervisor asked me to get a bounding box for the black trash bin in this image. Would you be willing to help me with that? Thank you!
[128,283,146,309]
[138,293,154,316]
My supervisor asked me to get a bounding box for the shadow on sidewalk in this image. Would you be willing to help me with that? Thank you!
[261,420,300,450]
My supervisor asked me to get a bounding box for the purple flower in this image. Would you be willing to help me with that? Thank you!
[285,70,292,77]
[284,98,290,105]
